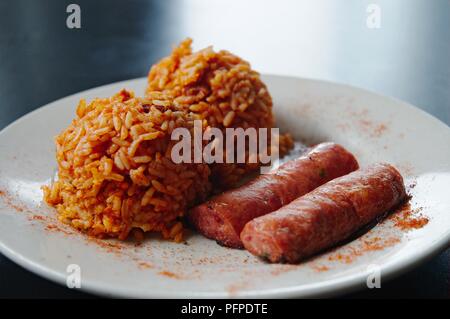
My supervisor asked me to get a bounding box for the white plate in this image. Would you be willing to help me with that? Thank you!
[0,75,449,298]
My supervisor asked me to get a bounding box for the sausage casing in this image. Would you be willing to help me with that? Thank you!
[240,163,406,263]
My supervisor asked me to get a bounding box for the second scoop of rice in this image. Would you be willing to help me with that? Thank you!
[146,38,293,189]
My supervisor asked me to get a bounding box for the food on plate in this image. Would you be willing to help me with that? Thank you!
[241,163,406,263]
[41,39,413,266]
[43,89,211,241]
[189,142,359,248]
[146,38,293,189]
[43,39,294,242]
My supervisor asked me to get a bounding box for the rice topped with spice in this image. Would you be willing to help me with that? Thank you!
[147,38,293,188]
[43,89,210,241]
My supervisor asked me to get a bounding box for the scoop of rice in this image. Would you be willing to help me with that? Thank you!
[147,38,274,129]
[43,89,211,241]
[146,38,292,188]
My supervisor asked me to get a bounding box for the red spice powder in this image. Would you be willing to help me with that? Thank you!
[311,264,330,272]
[88,237,124,252]
[373,123,387,137]
[328,236,401,264]
[44,223,73,236]
[337,123,350,133]
[389,201,429,231]
[158,270,182,279]
[10,203,24,212]
[269,265,297,276]
[346,107,389,138]
[137,261,153,269]
[392,208,429,231]
[358,120,389,138]
[226,280,250,296]
[0,188,26,212]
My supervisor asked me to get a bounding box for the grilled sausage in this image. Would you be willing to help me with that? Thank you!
[240,163,406,263]
[189,142,359,248]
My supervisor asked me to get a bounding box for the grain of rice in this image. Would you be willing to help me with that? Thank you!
[128,139,141,157]
[141,187,156,206]
[120,125,129,140]
[112,137,130,148]
[133,155,152,163]
[114,153,125,170]
[223,111,235,127]
[125,111,133,128]
[113,115,122,131]
[140,132,160,140]
[151,179,166,193]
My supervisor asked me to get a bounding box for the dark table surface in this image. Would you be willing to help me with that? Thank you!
[0,0,448,298]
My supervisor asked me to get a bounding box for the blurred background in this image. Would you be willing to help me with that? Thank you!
[0,0,448,298]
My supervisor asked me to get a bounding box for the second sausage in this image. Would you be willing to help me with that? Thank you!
[240,163,407,263]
